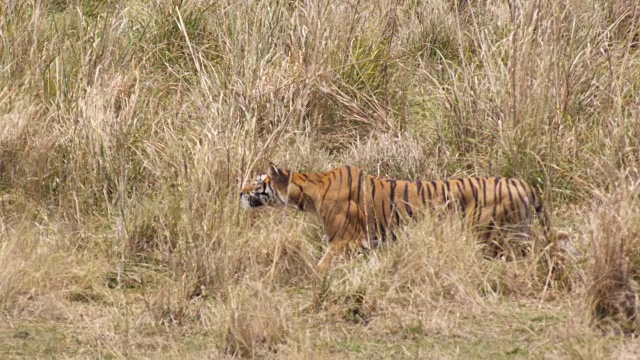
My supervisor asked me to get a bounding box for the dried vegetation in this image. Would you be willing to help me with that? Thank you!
[1,0,640,358]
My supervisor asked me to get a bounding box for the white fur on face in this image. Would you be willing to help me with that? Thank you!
[240,194,252,209]
[240,174,285,209]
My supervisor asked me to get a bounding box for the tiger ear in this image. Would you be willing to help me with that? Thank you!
[267,162,282,177]
[267,162,287,182]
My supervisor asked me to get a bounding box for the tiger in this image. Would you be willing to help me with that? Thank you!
[240,163,552,272]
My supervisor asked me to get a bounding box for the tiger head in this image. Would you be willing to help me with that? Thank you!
[240,163,295,209]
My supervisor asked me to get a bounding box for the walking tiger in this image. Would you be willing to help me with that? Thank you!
[240,163,553,271]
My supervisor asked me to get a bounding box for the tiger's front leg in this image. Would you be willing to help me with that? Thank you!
[316,209,365,272]
[316,236,363,272]
[316,240,337,272]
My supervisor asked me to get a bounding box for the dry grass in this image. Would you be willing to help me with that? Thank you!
[1,0,640,358]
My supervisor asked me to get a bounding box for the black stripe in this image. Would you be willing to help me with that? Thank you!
[468,177,479,205]
[326,170,345,220]
[298,173,308,181]
[419,181,426,206]
[343,166,353,231]
[292,182,304,192]
[321,178,332,205]
[522,179,538,207]
[491,178,498,219]
[430,181,438,197]
[346,166,353,204]
[356,170,363,205]
[517,179,536,206]
[456,182,467,212]
[427,181,435,211]
[292,182,305,210]
[389,179,397,204]
[505,179,516,222]
[370,178,376,220]
[380,223,387,241]
[469,177,481,225]
[496,177,503,203]
[531,184,540,205]
[404,183,413,218]
[370,178,378,236]
[515,179,530,200]
[510,179,527,214]
[389,180,400,227]
[381,181,397,240]
[370,177,376,201]
[481,177,487,206]
[505,178,515,212]
[511,179,526,203]
[443,180,451,209]
[515,178,528,190]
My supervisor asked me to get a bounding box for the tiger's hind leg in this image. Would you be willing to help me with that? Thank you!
[479,203,534,260]
[503,222,534,260]
[506,206,536,259]
[479,222,532,261]
[479,221,503,259]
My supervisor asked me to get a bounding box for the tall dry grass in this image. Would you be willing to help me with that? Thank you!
[1,0,640,357]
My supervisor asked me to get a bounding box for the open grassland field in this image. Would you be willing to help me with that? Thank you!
[2,0,640,358]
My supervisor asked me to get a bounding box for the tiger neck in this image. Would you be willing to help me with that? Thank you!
[286,172,322,215]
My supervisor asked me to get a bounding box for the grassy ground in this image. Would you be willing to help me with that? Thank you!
[2,0,640,358]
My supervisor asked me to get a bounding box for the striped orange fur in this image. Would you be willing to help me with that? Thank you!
[240,164,550,271]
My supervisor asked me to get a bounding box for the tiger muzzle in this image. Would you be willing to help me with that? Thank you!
[240,193,265,209]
